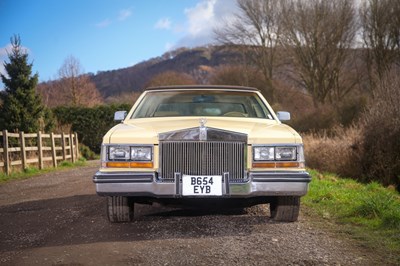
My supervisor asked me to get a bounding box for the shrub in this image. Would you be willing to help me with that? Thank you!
[303,125,363,178]
[359,71,400,190]
[303,71,400,191]
[291,107,338,132]
[79,144,98,160]
[53,103,131,153]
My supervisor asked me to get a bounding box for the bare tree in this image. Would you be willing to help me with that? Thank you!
[214,0,284,101]
[360,0,400,85]
[105,91,142,105]
[281,0,358,106]
[57,55,102,106]
[145,71,196,87]
[210,64,265,89]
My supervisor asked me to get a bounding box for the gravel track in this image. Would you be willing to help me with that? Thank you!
[0,161,391,265]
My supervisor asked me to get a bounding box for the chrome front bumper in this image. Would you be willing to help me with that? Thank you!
[93,171,311,197]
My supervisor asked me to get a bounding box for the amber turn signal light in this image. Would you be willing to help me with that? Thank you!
[105,162,153,168]
[252,162,300,168]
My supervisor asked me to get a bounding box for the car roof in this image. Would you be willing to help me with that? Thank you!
[145,85,259,92]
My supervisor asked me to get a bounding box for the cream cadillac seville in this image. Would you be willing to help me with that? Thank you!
[93,85,311,222]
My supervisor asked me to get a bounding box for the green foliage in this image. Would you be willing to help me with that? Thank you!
[23,167,40,175]
[0,35,53,132]
[303,170,400,258]
[0,159,87,183]
[42,107,55,132]
[59,161,73,167]
[79,144,98,160]
[53,103,131,153]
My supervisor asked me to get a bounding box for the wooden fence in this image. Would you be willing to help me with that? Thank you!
[0,130,79,175]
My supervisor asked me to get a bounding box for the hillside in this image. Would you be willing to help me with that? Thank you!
[90,46,242,98]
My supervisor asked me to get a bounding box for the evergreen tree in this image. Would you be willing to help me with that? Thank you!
[0,35,44,132]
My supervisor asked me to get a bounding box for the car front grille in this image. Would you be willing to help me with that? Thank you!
[159,141,246,182]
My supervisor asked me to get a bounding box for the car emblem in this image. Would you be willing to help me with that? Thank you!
[199,118,207,141]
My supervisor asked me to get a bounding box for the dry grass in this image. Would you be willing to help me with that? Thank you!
[303,125,363,178]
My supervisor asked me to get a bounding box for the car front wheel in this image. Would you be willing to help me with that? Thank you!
[107,196,134,223]
[270,196,300,222]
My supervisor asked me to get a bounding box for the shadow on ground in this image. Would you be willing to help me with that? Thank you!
[0,194,271,252]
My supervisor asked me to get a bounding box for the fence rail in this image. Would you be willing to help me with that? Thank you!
[0,130,79,175]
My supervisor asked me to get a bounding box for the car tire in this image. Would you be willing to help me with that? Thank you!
[107,196,134,223]
[270,196,300,222]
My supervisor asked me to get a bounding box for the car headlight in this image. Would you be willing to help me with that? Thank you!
[109,146,130,160]
[131,146,152,161]
[253,146,297,161]
[253,147,274,161]
[275,147,297,161]
[108,145,153,161]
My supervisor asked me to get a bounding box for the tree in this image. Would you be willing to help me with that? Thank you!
[145,71,196,87]
[210,64,265,89]
[281,0,358,106]
[360,0,400,85]
[56,55,102,107]
[215,0,284,101]
[0,35,47,132]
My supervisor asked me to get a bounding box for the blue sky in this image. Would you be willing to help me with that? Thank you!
[0,0,237,88]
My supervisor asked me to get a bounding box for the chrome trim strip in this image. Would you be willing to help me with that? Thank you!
[158,127,247,142]
[250,172,311,183]
[93,171,155,183]
[224,172,230,195]
[175,172,180,196]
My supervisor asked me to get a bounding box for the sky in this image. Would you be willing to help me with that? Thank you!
[0,0,237,88]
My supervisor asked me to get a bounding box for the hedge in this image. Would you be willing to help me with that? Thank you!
[53,104,131,153]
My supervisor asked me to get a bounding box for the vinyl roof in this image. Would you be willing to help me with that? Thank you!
[145,85,259,92]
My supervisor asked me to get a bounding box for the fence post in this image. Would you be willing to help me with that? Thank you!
[61,132,66,161]
[3,130,10,175]
[50,132,57,168]
[19,131,27,170]
[74,133,79,160]
[37,131,43,170]
[70,133,75,163]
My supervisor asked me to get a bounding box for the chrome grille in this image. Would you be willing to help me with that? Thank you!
[159,141,246,182]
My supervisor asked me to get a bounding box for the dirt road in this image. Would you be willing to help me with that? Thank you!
[0,161,389,265]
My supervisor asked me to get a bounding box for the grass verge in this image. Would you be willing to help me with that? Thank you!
[0,157,88,183]
[303,169,400,263]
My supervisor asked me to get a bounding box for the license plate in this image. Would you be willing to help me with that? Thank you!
[182,175,222,196]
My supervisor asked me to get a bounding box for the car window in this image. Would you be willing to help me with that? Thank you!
[131,90,273,119]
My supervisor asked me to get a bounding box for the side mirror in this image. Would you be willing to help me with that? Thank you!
[276,111,291,121]
[114,111,127,122]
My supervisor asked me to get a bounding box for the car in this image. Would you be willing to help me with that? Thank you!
[93,85,311,222]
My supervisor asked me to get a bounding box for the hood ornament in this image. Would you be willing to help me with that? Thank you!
[199,118,207,141]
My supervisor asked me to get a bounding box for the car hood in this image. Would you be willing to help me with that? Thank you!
[104,117,302,144]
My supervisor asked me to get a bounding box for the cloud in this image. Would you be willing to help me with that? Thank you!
[0,63,6,79]
[96,19,112,28]
[0,44,12,57]
[155,17,172,30]
[118,8,132,21]
[95,8,132,28]
[175,0,238,48]
[165,42,174,51]
[0,44,31,86]
[185,0,216,36]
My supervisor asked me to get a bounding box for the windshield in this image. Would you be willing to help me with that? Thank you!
[131,90,274,119]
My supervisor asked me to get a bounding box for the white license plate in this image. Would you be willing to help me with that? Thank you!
[182,175,222,196]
